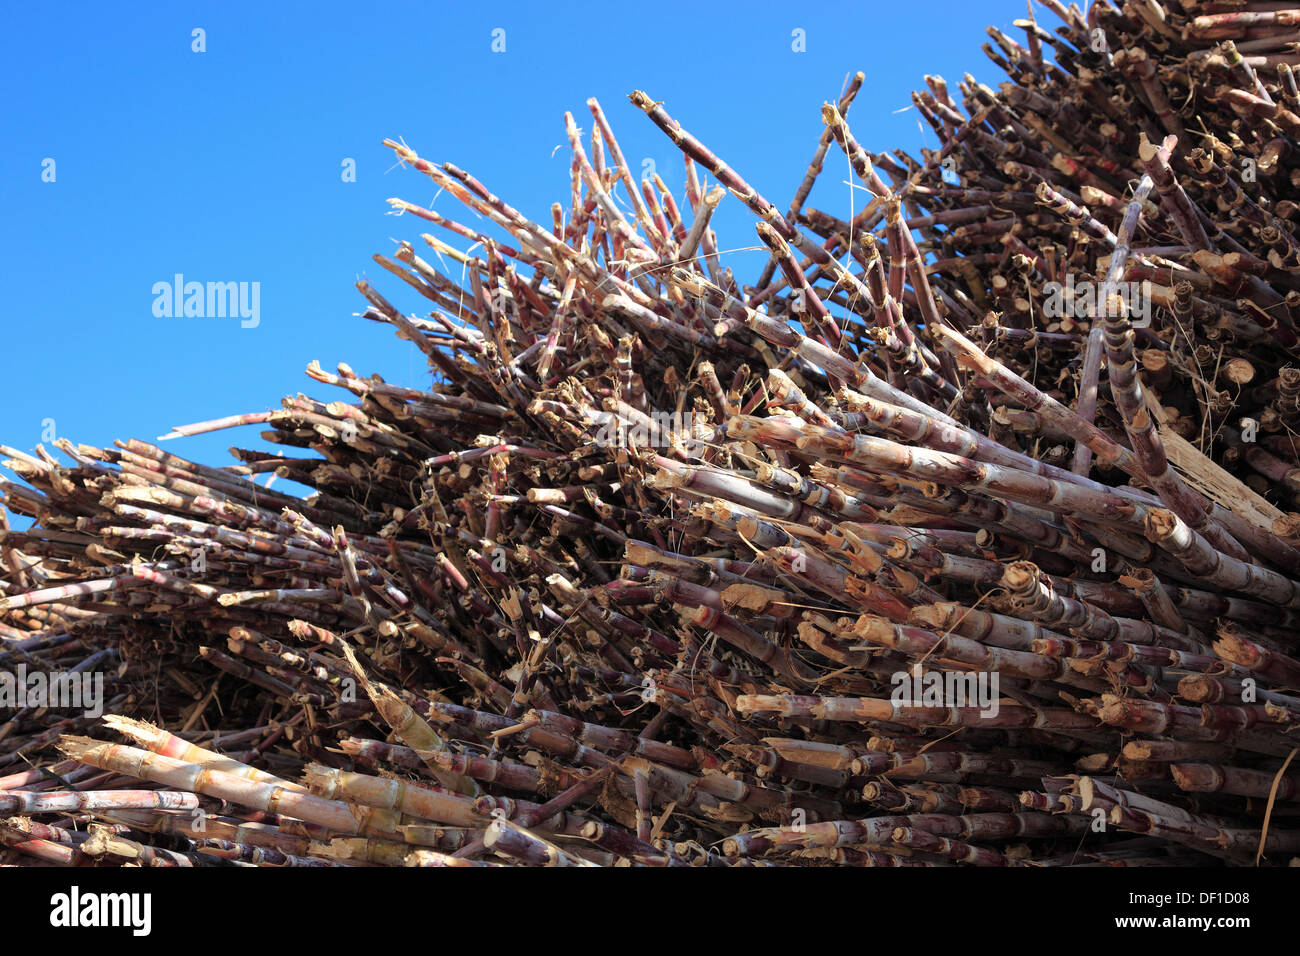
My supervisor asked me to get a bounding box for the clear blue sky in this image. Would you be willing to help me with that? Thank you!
[1,0,1017,521]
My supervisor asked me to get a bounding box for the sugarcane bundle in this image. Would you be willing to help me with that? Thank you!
[5,0,1300,868]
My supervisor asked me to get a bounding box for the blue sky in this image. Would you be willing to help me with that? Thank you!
[1,1,1017,522]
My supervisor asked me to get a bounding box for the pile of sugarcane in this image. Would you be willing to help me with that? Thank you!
[6,0,1300,868]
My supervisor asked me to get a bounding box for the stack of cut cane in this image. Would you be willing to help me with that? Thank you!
[4,0,1300,866]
